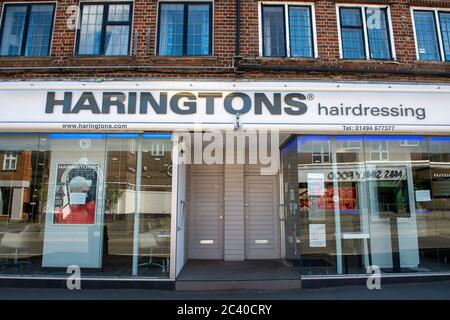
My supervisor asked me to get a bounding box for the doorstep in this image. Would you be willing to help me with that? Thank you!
[175,259,302,291]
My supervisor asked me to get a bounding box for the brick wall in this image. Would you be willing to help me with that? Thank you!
[0,0,449,82]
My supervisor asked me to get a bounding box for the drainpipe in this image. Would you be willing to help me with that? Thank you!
[234,0,241,66]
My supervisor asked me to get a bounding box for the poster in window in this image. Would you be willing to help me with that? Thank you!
[307,173,325,196]
[53,163,99,224]
[309,224,326,248]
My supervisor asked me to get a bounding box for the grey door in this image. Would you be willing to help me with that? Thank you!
[245,175,280,259]
[188,175,224,259]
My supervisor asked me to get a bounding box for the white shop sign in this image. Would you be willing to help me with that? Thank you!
[0,81,450,132]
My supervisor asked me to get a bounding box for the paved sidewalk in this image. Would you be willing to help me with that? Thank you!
[0,280,449,300]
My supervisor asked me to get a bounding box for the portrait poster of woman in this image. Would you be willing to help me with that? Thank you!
[53,163,99,225]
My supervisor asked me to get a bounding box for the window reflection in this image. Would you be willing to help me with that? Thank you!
[282,135,450,275]
[0,133,172,278]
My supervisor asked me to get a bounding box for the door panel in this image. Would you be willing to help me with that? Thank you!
[245,175,280,259]
[188,175,224,259]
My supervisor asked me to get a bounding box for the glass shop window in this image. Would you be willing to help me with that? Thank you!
[0,133,173,279]
[282,135,450,276]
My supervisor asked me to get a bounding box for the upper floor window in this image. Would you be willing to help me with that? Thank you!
[338,6,393,60]
[261,3,315,58]
[312,140,330,164]
[2,151,17,171]
[157,2,212,56]
[76,2,133,56]
[370,141,388,161]
[0,3,55,57]
[412,9,450,62]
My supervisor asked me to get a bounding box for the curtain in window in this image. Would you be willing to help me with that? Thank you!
[0,6,27,56]
[158,4,184,56]
[105,25,130,55]
[263,6,286,57]
[104,4,131,55]
[25,5,54,56]
[187,5,210,55]
[78,5,104,55]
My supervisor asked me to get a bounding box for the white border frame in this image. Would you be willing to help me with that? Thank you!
[74,0,136,57]
[2,150,17,170]
[155,0,215,57]
[410,6,450,62]
[258,1,318,59]
[336,3,396,61]
[0,1,58,57]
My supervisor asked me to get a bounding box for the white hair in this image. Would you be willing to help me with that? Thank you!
[69,176,92,192]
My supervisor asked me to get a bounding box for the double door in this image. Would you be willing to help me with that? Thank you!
[188,171,279,260]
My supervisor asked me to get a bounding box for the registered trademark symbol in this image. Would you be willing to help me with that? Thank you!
[307,93,314,101]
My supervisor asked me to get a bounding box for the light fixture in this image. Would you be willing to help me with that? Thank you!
[234,113,241,133]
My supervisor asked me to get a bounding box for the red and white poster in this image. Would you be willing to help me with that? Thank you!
[53,163,99,225]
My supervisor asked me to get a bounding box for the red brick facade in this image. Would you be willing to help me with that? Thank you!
[0,0,449,81]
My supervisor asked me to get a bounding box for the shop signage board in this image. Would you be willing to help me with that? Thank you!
[0,81,449,133]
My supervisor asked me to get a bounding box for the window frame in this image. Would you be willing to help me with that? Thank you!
[2,151,17,171]
[156,1,213,57]
[259,1,317,58]
[411,7,450,62]
[336,4,395,61]
[0,2,57,57]
[75,1,134,56]
[399,140,420,147]
[342,140,362,150]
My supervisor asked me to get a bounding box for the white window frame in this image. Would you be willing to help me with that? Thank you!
[342,140,362,150]
[129,139,136,154]
[312,140,330,163]
[411,7,450,62]
[370,141,389,161]
[336,3,396,61]
[151,143,165,156]
[2,151,17,171]
[399,139,420,147]
[258,1,318,58]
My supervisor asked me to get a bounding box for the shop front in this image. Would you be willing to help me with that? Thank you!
[282,135,450,276]
[0,132,175,281]
[0,81,449,287]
